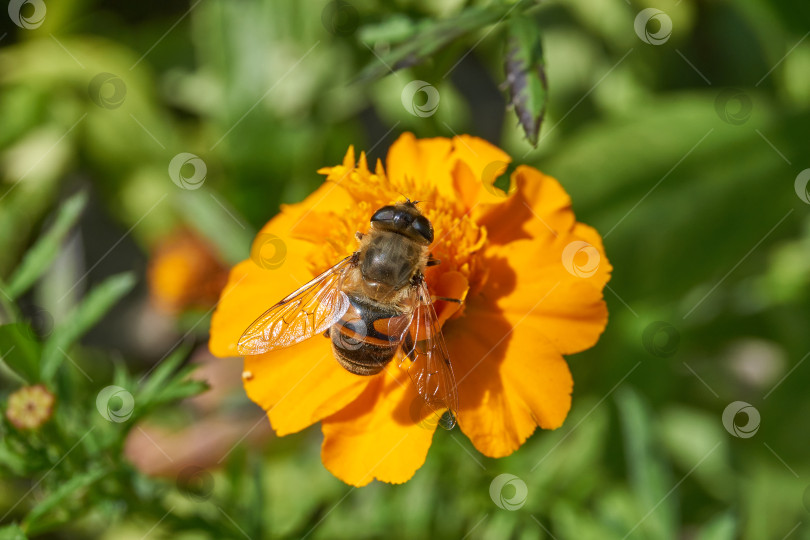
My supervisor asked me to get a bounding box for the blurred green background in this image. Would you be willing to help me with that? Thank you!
[1,0,810,538]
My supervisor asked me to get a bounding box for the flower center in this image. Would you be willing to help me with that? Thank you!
[299,151,488,318]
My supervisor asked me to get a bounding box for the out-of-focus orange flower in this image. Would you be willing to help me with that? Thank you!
[148,229,228,314]
[209,133,611,486]
[6,384,55,430]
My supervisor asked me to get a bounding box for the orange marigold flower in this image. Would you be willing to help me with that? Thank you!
[6,384,55,430]
[148,229,229,314]
[209,133,611,486]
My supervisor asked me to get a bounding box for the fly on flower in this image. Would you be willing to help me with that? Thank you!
[237,200,460,428]
[211,133,610,486]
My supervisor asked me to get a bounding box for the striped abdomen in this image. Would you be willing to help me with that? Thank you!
[331,293,410,376]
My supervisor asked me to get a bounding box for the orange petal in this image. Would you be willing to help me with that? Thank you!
[425,270,469,326]
[476,165,575,245]
[386,133,454,195]
[320,363,437,486]
[243,339,371,436]
[449,135,513,210]
[481,237,610,356]
[445,304,573,457]
[209,179,356,358]
[209,244,317,358]
[269,183,355,241]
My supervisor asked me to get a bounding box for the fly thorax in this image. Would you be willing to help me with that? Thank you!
[360,236,419,292]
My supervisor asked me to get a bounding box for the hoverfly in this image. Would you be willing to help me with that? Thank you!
[237,201,460,428]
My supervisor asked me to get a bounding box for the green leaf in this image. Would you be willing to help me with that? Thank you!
[40,273,136,381]
[137,340,194,405]
[659,407,732,500]
[503,16,548,146]
[5,192,87,300]
[0,436,30,475]
[695,512,737,540]
[22,467,108,534]
[0,323,42,383]
[0,524,27,540]
[616,388,676,540]
[354,1,534,83]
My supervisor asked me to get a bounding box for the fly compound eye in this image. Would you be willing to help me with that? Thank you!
[393,210,414,228]
[412,216,433,243]
[370,206,396,223]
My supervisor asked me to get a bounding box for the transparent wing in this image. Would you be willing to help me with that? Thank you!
[237,256,354,355]
[398,279,460,429]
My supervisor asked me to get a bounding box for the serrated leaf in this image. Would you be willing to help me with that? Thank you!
[0,524,27,540]
[354,1,533,83]
[23,467,108,534]
[503,16,548,146]
[0,323,42,383]
[40,273,136,381]
[5,192,87,300]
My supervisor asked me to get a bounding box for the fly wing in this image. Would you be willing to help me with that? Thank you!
[237,256,354,355]
[398,279,460,429]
